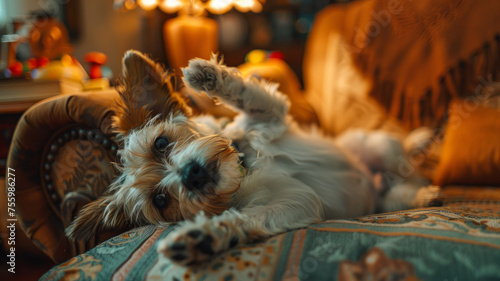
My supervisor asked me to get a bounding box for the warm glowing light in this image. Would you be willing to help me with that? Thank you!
[234,0,255,13]
[133,0,264,14]
[250,1,262,13]
[190,1,206,16]
[159,0,185,13]
[138,0,158,11]
[207,0,233,15]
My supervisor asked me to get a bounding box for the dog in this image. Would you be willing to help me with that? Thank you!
[66,50,429,266]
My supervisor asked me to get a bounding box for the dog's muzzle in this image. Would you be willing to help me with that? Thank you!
[181,161,211,191]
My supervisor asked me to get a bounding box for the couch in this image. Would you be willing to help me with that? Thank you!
[6,0,500,280]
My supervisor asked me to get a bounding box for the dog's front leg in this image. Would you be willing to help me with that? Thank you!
[158,178,323,266]
[157,209,270,266]
[182,57,289,124]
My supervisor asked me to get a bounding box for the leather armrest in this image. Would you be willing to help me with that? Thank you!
[6,90,121,263]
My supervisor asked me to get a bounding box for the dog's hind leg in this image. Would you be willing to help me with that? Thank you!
[182,56,290,124]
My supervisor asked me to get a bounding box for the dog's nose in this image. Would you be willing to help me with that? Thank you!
[182,162,210,191]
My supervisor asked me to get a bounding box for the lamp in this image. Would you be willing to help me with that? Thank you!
[116,0,265,72]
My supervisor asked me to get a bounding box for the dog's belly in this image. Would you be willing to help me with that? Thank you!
[241,130,377,219]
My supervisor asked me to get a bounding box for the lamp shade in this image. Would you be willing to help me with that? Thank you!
[159,0,184,13]
[163,15,218,71]
[115,0,265,74]
[206,0,233,14]
[116,0,266,15]
[137,0,158,10]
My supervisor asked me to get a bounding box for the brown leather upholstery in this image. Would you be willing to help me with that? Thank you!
[6,90,122,263]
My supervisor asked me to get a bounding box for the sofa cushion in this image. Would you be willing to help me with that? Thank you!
[41,199,500,281]
[433,100,500,186]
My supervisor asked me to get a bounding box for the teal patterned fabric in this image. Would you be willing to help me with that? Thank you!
[41,205,500,281]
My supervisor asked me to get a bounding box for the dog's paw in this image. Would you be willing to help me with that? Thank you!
[157,227,215,266]
[413,185,443,207]
[182,58,224,93]
[157,211,245,266]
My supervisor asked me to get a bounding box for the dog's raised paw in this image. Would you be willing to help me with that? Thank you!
[182,59,222,93]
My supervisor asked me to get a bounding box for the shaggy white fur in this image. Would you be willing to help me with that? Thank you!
[157,55,427,265]
[66,51,429,266]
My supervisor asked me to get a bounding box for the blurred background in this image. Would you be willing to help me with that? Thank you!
[0,0,352,84]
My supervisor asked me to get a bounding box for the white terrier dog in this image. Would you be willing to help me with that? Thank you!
[66,50,427,266]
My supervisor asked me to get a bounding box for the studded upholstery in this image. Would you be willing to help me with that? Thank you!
[6,90,123,263]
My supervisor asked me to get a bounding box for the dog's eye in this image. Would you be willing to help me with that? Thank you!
[153,194,167,209]
[154,136,169,152]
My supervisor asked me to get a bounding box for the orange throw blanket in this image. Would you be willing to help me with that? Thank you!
[324,0,500,129]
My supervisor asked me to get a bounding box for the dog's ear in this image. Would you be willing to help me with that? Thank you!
[65,196,130,242]
[113,50,191,134]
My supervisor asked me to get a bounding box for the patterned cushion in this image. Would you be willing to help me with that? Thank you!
[41,204,500,281]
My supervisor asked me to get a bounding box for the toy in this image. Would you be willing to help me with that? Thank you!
[245,49,285,63]
[85,52,107,79]
[32,54,86,82]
